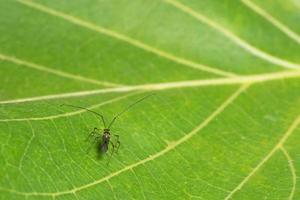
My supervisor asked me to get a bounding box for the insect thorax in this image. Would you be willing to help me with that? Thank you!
[103,129,110,134]
[102,130,110,141]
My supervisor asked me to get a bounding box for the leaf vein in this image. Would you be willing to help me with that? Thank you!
[224,114,300,199]
[0,92,139,122]
[241,0,300,44]
[18,122,35,169]
[0,53,121,87]
[16,0,236,77]
[1,70,300,105]
[0,84,248,196]
[163,0,300,70]
[281,146,297,200]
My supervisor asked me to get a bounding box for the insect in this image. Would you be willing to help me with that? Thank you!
[61,94,153,164]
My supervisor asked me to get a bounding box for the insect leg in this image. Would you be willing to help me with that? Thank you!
[86,136,101,154]
[85,127,100,141]
[107,141,116,165]
[113,135,121,153]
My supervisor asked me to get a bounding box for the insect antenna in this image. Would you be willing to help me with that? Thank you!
[61,104,107,128]
[107,93,154,129]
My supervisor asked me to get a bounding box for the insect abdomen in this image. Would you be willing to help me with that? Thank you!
[100,141,108,152]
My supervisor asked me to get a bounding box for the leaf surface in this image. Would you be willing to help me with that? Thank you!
[0,0,300,199]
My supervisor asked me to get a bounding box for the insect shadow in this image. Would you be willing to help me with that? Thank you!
[61,94,154,165]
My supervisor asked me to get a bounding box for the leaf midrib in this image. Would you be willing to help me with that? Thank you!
[1,69,300,106]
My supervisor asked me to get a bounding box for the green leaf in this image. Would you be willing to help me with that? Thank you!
[1,0,300,199]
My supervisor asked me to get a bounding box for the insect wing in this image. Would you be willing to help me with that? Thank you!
[100,140,109,153]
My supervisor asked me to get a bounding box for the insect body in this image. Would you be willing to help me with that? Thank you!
[101,129,111,153]
[62,94,153,164]
[85,127,120,164]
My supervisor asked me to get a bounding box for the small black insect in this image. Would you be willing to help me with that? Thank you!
[61,94,153,164]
